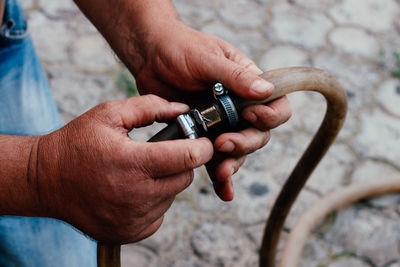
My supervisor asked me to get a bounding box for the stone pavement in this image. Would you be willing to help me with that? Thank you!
[22,0,400,266]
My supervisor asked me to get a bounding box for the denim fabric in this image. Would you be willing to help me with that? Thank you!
[0,0,97,266]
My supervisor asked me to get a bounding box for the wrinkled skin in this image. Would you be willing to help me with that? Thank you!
[131,21,292,200]
[35,95,214,244]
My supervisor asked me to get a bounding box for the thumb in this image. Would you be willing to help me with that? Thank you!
[207,58,274,100]
[115,94,189,129]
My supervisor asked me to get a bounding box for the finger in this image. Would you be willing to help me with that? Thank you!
[214,128,271,157]
[212,178,234,202]
[137,137,213,177]
[132,195,175,242]
[132,216,164,242]
[206,155,246,201]
[241,96,292,131]
[153,170,194,199]
[110,94,189,129]
[220,42,263,75]
[200,56,273,100]
[207,155,246,182]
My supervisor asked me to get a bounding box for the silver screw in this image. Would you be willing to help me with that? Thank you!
[213,83,225,96]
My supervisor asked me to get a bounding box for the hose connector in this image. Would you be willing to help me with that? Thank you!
[176,114,198,139]
[213,83,240,128]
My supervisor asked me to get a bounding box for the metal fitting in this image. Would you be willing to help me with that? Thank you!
[199,106,222,129]
[213,83,225,96]
[176,114,198,139]
[217,94,239,128]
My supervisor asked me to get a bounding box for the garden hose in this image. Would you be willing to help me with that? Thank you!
[96,66,398,267]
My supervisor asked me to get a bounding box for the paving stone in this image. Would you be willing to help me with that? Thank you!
[243,135,286,174]
[290,0,336,11]
[258,45,310,70]
[266,3,333,50]
[38,0,80,19]
[298,236,331,267]
[330,0,400,33]
[272,132,313,185]
[202,22,268,57]
[352,109,400,168]
[121,244,158,266]
[166,255,204,267]
[231,169,281,225]
[27,11,71,63]
[190,220,256,266]
[173,0,216,27]
[314,52,381,111]
[396,20,400,33]
[245,223,265,247]
[351,160,400,209]
[376,79,400,118]
[380,34,400,71]
[351,160,399,185]
[48,66,114,119]
[256,0,271,4]
[217,0,267,28]
[284,189,320,229]
[194,181,232,213]
[67,13,99,35]
[306,143,356,195]
[297,91,358,141]
[386,261,400,267]
[337,113,360,141]
[22,0,36,10]
[71,34,118,73]
[139,202,197,253]
[326,257,370,267]
[324,205,400,266]
[296,92,325,133]
[329,27,380,59]
[274,91,314,134]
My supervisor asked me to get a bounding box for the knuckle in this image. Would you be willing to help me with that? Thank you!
[231,67,251,82]
[267,109,282,126]
[183,171,195,189]
[144,94,161,103]
[284,107,293,122]
[234,142,247,155]
[98,100,117,112]
[184,147,202,168]
[261,131,271,147]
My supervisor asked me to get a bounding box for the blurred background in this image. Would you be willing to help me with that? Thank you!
[22,0,400,266]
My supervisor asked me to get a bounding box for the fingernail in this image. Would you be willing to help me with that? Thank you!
[171,102,189,112]
[218,141,235,153]
[230,167,235,176]
[243,111,257,123]
[250,80,274,96]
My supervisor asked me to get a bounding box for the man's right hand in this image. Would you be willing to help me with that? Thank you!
[34,95,213,244]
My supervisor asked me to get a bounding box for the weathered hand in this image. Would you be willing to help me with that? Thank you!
[35,95,213,244]
[130,21,292,201]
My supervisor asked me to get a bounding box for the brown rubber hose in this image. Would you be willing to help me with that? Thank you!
[280,177,400,267]
[97,67,348,267]
[258,67,348,266]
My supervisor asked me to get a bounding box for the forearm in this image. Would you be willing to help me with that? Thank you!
[0,135,43,216]
[73,0,179,74]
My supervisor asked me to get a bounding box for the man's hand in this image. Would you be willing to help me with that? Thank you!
[131,21,292,201]
[34,95,213,244]
[74,0,291,201]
